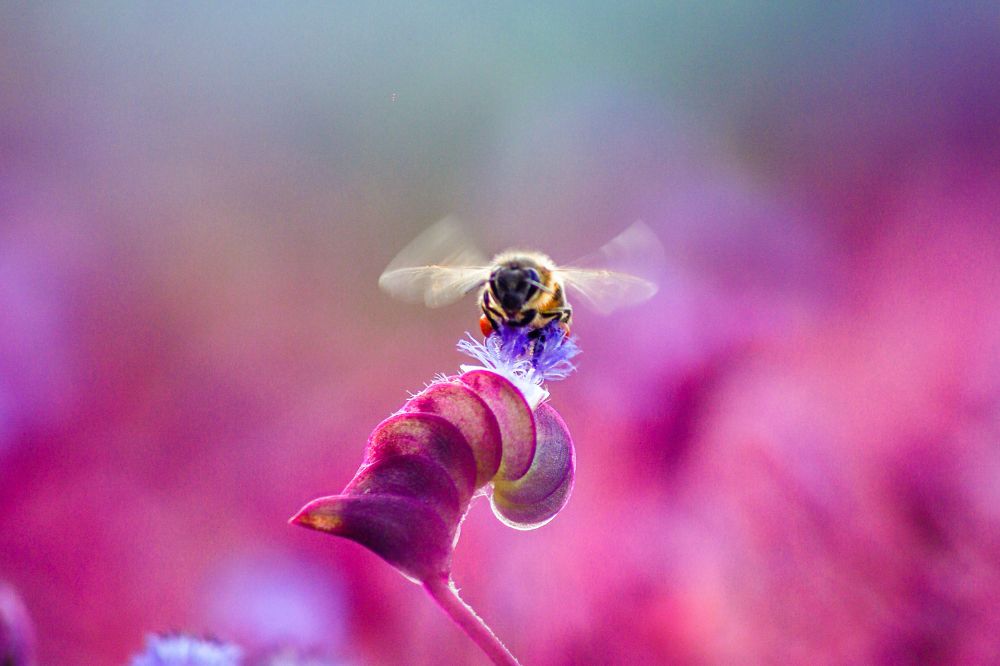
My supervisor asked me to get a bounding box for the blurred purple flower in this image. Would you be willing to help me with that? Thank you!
[130,635,242,666]
[130,635,350,666]
[202,551,347,656]
[248,646,345,666]
[0,583,35,666]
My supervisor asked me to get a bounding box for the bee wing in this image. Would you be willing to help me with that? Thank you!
[557,268,659,314]
[559,220,663,314]
[378,217,491,308]
[379,266,491,307]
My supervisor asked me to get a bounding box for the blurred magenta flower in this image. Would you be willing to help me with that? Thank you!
[0,582,35,666]
[130,635,242,666]
[291,324,577,664]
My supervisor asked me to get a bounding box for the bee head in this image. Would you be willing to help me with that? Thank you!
[490,262,541,314]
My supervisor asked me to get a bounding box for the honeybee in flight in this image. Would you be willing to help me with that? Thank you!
[379,218,662,340]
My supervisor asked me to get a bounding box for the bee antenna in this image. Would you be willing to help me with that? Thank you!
[527,279,554,294]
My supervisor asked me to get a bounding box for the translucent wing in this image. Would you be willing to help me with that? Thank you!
[558,221,663,314]
[379,265,490,307]
[378,217,491,308]
[557,269,658,314]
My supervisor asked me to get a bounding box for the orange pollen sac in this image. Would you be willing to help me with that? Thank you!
[479,315,494,337]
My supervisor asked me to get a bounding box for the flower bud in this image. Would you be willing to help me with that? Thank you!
[291,368,575,583]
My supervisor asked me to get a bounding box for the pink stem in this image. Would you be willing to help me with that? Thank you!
[423,574,520,666]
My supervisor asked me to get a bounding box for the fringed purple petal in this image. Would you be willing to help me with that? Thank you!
[531,323,581,382]
[290,494,452,583]
[458,321,580,384]
[458,370,537,482]
[403,382,502,487]
[497,322,533,358]
[365,412,478,505]
[491,403,575,530]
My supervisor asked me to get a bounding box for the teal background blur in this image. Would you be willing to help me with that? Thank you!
[3,3,1000,664]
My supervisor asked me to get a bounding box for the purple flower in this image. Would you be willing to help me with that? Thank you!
[130,635,242,666]
[0,583,35,666]
[248,646,344,666]
[457,321,581,407]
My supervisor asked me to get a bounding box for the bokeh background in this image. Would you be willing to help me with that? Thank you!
[3,3,1000,664]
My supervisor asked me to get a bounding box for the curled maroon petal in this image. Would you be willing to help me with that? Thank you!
[403,381,503,487]
[293,369,575,584]
[491,403,575,529]
[458,370,536,482]
[292,315,586,666]
[493,403,574,505]
[345,453,463,530]
[366,412,478,505]
[491,470,574,530]
[291,494,452,583]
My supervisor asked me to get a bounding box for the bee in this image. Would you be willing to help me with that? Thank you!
[378,218,661,340]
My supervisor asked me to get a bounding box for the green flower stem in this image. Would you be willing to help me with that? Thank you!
[423,575,520,666]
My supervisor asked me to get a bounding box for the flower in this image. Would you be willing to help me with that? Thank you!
[457,321,581,407]
[130,635,242,666]
[0,582,35,666]
[290,368,576,580]
[249,646,344,666]
[129,635,349,666]
[290,326,579,664]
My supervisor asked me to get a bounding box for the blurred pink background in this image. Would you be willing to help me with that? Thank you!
[2,3,1000,664]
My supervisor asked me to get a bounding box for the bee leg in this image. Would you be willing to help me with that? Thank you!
[526,327,547,365]
[515,309,537,328]
[480,303,502,337]
[481,311,500,336]
[553,308,572,336]
[538,308,572,336]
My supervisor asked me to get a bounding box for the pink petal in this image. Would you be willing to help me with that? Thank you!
[458,370,536,482]
[403,381,503,488]
[493,403,574,504]
[490,404,576,530]
[345,453,464,531]
[491,471,574,531]
[290,494,452,582]
[365,412,478,505]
